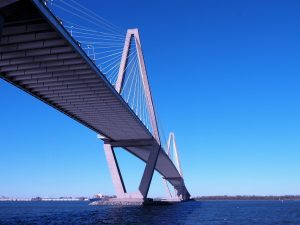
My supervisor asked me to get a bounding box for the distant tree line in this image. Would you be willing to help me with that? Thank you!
[194,195,300,201]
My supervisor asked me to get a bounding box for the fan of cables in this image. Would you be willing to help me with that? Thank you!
[45,0,126,85]
[45,0,168,140]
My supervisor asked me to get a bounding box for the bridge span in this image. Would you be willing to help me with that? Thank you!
[0,0,190,201]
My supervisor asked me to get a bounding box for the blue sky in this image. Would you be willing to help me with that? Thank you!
[1,0,300,198]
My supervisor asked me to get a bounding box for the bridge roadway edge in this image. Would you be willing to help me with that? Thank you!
[30,0,155,141]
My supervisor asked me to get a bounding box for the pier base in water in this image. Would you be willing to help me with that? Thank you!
[89,197,185,206]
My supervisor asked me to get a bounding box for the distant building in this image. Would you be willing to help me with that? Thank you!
[31,197,42,201]
[95,194,103,198]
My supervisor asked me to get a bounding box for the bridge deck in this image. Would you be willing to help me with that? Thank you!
[0,0,189,197]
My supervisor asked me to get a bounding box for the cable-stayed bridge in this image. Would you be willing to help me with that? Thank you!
[0,0,190,202]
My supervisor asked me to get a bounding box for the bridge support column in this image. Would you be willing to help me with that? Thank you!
[103,143,126,198]
[139,145,161,199]
[100,137,161,201]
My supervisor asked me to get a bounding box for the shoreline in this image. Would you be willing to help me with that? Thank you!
[1,196,300,202]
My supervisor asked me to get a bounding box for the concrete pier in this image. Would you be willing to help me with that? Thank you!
[89,197,192,206]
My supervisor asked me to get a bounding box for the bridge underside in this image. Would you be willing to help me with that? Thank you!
[0,0,189,200]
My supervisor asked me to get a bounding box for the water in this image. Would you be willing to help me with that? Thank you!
[0,200,300,225]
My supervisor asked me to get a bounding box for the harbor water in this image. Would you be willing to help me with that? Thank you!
[0,200,300,224]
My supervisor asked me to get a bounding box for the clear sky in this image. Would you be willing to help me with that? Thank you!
[1,0,300,198]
